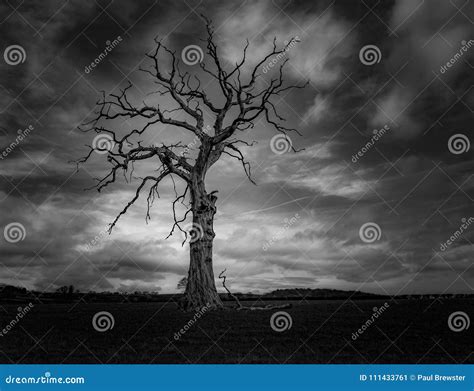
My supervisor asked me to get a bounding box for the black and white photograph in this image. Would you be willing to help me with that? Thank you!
[0,0,473,367]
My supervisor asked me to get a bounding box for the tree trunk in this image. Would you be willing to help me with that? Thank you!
[180,182,223,311]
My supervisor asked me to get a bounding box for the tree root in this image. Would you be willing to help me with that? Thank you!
[218,269,292,311]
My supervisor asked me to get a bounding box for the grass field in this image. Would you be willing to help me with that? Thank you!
[0,299,472,363]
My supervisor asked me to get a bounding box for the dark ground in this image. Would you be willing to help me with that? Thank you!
[0,299,472,364]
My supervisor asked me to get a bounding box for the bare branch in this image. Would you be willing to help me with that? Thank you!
[218,269,243,309]
[75,16,306,238]
[218,269,292,311]
[222,142,256,185]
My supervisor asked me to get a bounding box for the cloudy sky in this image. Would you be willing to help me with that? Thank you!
[0,0,473,295]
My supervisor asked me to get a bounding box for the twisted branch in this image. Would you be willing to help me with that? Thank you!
[74,16,306,237]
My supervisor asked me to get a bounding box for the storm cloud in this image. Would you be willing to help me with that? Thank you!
[0,0,472,295]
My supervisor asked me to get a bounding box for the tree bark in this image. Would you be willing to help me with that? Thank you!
[180,178,223,311]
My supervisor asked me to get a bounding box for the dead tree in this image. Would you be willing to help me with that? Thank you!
[76,17,306,311]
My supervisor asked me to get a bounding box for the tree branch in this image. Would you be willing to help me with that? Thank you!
[74,16,306,239]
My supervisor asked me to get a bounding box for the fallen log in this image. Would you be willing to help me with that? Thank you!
[218,269,292,311]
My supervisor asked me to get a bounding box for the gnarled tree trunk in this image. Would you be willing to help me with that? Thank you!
[180,177,223,311]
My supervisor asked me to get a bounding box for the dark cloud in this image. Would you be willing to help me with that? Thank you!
[0,0,472,295]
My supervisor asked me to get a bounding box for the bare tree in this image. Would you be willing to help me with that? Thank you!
[76,18,306,311]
